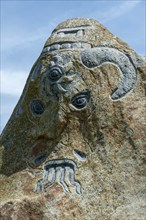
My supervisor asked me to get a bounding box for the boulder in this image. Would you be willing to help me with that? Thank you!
[0,18,146,220]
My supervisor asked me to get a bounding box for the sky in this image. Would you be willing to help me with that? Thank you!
[0,0,146,132]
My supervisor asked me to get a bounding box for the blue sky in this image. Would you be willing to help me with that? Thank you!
[1,0,146,131]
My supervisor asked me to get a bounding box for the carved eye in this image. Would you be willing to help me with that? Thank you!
[48,66,63,81]
[30,100,45,115]
[34,153,47,165]
[73,149,86,161]
[70,92,90,110]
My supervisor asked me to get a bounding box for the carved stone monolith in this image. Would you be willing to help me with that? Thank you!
[0,18,146,220]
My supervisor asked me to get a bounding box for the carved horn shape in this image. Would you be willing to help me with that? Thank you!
[81,47,137,100]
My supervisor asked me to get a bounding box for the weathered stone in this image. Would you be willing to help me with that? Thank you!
[0,18,146,220]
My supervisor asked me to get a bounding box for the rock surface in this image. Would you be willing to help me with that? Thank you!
[0,18,146,220]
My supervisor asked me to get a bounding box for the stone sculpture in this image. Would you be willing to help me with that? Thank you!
[0,18,146,220]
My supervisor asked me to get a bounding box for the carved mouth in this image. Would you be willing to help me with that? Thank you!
[35,159,81,194]
[42,41,91,54]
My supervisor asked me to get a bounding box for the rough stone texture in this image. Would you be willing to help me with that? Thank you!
[0,18,146,220]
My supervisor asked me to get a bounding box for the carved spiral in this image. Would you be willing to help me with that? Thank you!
[30,100,45,115]
[47,66,64,81]
[70,92,90,110]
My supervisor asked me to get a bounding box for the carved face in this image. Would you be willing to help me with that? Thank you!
[0,18,137,194]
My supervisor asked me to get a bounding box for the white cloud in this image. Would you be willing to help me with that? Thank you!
[1,23,55,51]
[97,1,141,23]
[1,70,28,96]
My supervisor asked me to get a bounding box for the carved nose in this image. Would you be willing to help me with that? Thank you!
[59,75,76,83]
[57,75,76,92]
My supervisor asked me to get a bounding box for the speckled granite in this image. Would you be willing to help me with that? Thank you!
[0,18,146,220]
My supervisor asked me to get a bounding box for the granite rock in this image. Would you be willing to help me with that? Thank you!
[0,18,146,220]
